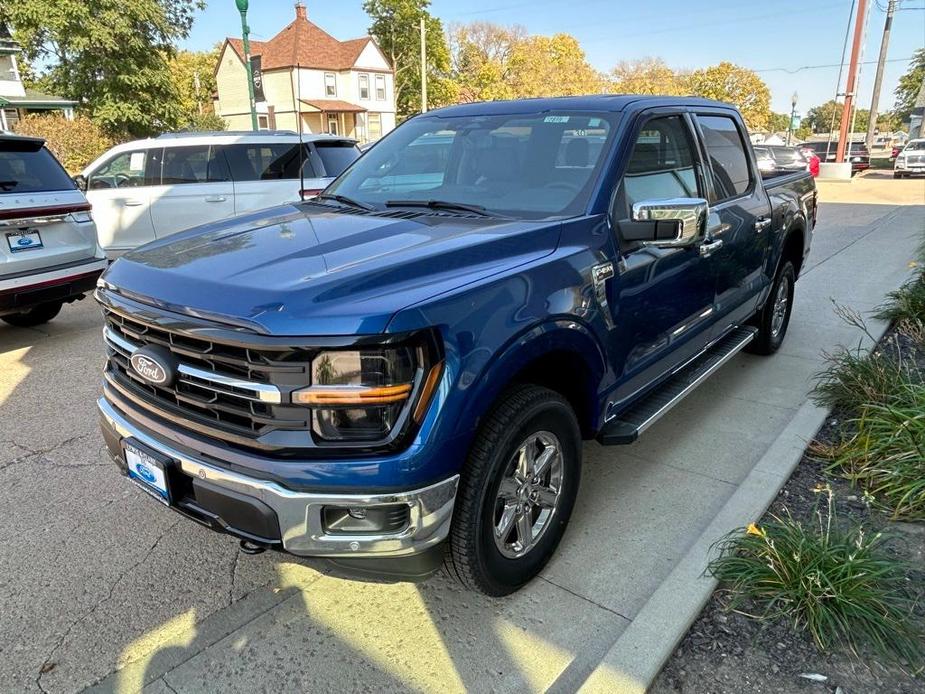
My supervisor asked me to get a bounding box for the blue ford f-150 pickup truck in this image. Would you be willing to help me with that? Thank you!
[96,96,816,595]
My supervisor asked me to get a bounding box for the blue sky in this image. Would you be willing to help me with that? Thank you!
[183,0,925,116]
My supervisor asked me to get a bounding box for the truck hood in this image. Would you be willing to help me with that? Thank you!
[103,203,561,335]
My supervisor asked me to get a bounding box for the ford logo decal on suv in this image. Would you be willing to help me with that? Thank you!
[129,346,176,386]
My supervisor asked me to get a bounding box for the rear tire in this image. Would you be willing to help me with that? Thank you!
[444,384,581,595]
[746,261,795,356]
[1,301,63,327]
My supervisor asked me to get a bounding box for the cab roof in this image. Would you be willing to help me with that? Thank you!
[425,94,738,118]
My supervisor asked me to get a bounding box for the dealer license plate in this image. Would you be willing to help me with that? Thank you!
[6,229,43,252]
[124,441,172,505]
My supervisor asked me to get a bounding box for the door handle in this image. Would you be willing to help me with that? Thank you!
[754,217,772,233]
[699,239,724,257]
[205,195,227,203]
[123,199,144,207]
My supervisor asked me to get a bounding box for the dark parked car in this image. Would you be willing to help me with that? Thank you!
[801,140,870,174]
[96,96,816,595]
[754,145,810,176]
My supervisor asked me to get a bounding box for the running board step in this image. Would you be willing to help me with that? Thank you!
[597,326,757,445]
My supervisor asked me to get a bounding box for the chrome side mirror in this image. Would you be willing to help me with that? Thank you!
[629,197,708,247]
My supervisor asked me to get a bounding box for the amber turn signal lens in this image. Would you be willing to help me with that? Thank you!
[292,383,412,405]
[413,361,444,423]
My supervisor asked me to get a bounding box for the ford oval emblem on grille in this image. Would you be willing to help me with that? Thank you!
[129,345,177,386]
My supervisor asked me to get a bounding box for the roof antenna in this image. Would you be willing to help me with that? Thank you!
[297,61,306,201]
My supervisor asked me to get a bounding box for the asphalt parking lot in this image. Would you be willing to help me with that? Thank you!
[2,175,924,693]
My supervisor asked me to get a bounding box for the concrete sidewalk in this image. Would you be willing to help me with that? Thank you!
[0,196,922,694]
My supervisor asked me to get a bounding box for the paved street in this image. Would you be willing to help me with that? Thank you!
[1,177,923,693]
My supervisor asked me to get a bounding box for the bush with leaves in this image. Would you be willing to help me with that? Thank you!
[12,114,113,174]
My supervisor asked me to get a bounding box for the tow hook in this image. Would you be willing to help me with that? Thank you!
[239,539,267,555]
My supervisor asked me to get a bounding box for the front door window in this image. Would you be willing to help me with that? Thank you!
[327,114,338,135]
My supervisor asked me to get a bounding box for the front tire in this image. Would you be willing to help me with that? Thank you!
[1,301,63,327]
[445,385,582,595]
[747,261,795,355]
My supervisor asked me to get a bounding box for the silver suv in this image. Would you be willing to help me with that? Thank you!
[0,133,106,326]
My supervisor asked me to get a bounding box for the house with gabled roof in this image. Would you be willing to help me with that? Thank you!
[214,3,395,142]
[0,23,78,131]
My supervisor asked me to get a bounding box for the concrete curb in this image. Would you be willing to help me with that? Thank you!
[578,318,899,693]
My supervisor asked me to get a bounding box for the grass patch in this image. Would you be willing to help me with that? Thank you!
[812,303,921,410]
[818,384,925,521]
[875,272,925,347]
[709,491,923,665]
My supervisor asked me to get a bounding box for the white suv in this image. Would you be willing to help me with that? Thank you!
[80,131,361,256]
[894,139,925,178]
[1,133,106,327]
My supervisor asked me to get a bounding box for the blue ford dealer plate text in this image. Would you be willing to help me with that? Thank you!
[6,229,43,252]
[124,442,171,505]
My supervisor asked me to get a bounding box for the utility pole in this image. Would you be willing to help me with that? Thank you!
[420,17,428,113]
[865,0,896,148]
[836,0,868,163]
[787,92,798,146]
[235,0,259,131]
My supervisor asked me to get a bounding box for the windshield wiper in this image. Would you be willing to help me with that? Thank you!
[314,193,376,211]
[385,199,505,218]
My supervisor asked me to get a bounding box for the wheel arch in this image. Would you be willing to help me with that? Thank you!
[456,319,607,441]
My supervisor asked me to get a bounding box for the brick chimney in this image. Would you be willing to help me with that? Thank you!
[295,3,307,20]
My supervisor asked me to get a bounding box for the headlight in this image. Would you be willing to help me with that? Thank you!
[292,341,442,443]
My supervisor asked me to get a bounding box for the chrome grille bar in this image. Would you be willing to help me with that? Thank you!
[103,327,282,404]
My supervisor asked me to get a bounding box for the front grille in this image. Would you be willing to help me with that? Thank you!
[907,154,925,165]
[102,306,315,451]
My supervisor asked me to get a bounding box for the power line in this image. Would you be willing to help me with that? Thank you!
[753,56,913,73]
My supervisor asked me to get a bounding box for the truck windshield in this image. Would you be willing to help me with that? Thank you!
[324,111,618,219]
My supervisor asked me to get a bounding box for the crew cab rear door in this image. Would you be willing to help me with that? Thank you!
[604,110,719,405]
[691,112,773,333]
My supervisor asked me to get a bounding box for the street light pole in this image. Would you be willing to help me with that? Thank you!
[235,0,259,131]
[787,91,798,146]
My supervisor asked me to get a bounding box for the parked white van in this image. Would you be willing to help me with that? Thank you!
[80,132,361,256]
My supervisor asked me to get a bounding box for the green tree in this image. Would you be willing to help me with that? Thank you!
[804,100,870,135]
[363,0,455,117]
[448,22,524,103]
[608,57,686,96]
[168,48,226,131]
[2,0,204,138]
[685,62,771,130]
[766,112,792,132]
[892,48,925,125]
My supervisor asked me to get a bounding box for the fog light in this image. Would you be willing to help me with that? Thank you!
[322,504,410,535]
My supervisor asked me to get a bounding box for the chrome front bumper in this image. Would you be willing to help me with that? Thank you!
[98,397,459,558]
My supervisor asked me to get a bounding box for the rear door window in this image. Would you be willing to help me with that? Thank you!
[697,115,752,201]
[225,143,305,181]
[0,142,76,193]
[161,146,211,185]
